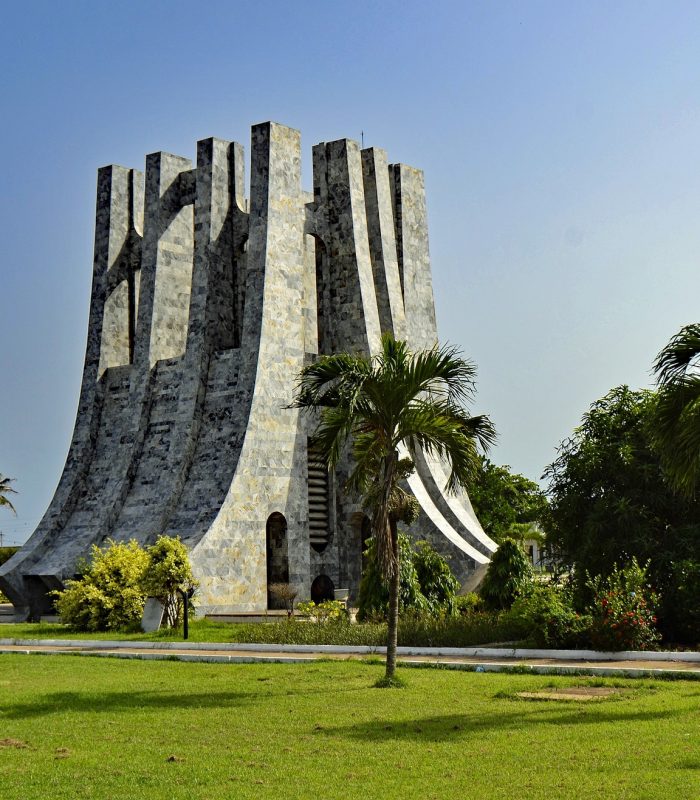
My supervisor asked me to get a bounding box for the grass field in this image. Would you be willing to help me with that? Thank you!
[0,654,698,799]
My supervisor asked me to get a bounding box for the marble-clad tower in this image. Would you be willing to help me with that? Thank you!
[1,122,497,620]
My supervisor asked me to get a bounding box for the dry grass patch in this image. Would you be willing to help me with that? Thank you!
[517,686,625,701]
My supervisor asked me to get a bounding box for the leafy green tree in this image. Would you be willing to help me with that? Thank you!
[479,538,532,610]
[652,323,700,496]
[0,547,19,567]
[543,385,700,639]
[468,458,547,543]
[0,475,17,515]
[294,335,495,682]
[141,535,197,627]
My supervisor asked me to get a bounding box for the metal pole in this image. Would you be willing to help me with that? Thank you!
[178,589,189,640]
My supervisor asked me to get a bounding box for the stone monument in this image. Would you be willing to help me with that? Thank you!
[0,122,497,620]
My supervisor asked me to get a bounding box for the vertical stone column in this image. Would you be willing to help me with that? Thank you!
[187,138,247,356]
[391,164,438,351]
[312,138,382,357]
[134,152,194,370]
[99,167,144,374]
[190,122,309,611]
[361,147,407,341]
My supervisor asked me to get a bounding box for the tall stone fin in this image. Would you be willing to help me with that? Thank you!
[134,152,194,370]
[312,138,382,357]
[190,122,309,612]
[389,165,497,573]
[0,165,139,617]
[106,150,203,541]
[361,147,407,341]
[90,152,193,545]
[391,164,438,351]
[154,139,249,530]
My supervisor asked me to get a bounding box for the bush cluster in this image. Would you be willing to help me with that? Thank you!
[53,536,196,632]
[477,540,662,651]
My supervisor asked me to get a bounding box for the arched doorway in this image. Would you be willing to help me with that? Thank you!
[310,574,335,604]
[266,512,289,609]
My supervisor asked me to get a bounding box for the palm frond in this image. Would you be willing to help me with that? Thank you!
[653,323,700,385]
[292,337,495,579]
[0,475,17,515]
[652,376,700,495]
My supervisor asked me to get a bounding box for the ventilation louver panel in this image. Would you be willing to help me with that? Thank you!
[307,447,330,552]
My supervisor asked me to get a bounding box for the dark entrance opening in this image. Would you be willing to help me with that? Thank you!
[266,512,289,610]
[310,574,335,603]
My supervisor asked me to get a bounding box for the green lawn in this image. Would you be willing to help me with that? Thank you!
[0,655,698,799]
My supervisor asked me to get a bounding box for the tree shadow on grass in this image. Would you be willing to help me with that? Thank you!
[0,678,370,720]
[0,689,257,719]
[320,707,676,743]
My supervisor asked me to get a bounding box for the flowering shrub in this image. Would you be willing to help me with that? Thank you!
[296,600,347,624]
[587,558,661,651]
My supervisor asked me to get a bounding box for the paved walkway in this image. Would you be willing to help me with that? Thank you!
[1,638,698,678]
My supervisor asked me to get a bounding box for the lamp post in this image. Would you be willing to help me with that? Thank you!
[177,586,195,640]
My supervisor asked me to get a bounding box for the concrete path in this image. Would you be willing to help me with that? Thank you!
[0,638,698,678]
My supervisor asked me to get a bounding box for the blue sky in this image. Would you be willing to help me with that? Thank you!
[2,1,700,544]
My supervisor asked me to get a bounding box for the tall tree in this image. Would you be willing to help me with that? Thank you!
[543,386,700,611]
[294,335,495,683]
[652,323,700,496]
[468,457,547,543]
[0,475,17,515]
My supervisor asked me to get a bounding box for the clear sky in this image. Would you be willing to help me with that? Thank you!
[2,0,700,545]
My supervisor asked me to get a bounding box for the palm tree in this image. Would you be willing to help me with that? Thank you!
[294,335,496,682]
[652,323,700,496]
[0,475,17,515]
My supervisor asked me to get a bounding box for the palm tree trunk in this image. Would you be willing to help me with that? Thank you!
[385,519,400,680]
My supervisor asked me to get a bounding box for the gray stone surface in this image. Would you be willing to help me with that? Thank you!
[141,597,164,632]
[0,122,497,619]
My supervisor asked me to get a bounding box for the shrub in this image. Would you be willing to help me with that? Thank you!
[0,546,19,567]
[357,531,427,620]
[412,541,460,615]
[586,558,661,651]
[222,611,520,648]
[141,536,197,627]
[454,592,482,614]
[479,538,533,610]
[396,610,523,647]
[268,583,298,616]
[505,582,591,648]
[53,539,149,631]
